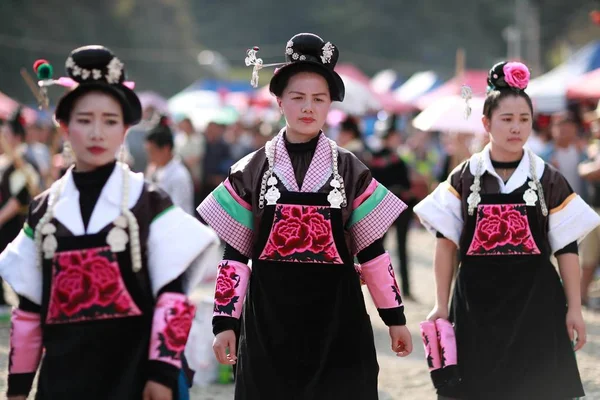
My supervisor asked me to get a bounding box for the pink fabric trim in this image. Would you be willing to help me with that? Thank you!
[272,132,333,193]
[420,321,442,371]
[213,260,251,319]
[223,178,252,211]
[301,133,333,192]
[9,309,43,374]
[197,195,254,258]
[149,292,196,368]
[359,252,403,309]
[259,204,343,264]
[352,179,379,209]
[46,247,142,324]
[435,318,457,366]
[350,193,407,254]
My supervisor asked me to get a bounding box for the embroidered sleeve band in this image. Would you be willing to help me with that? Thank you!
[213,260,251,319]
[149,292,196,369]
[197,180,254,258]
[413,181,463,247]
[0,229,42,305]
[7,308,43,396]
[420,321,442,370]
[547,194,600,253]
[349,179,407,254]
[359,252,403,310]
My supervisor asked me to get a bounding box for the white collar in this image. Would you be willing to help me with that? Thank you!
[52,162,145,235]
[469,144,545,194]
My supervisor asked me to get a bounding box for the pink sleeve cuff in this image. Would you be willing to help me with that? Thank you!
[9,308,43,374]
[359,252,403,309]
[213,260,251,319]
[149,292,196,369]
[420,321,442,370]
[435,318,457,366]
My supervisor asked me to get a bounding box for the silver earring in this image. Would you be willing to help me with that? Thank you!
[62,140,75,166]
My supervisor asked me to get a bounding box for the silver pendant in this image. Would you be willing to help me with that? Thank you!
[267,176,278,186]
[523,188,538,207]
[107,226,129,253]
[265,186,281,205]
[42,234,58,259]
[330,179,341,189]
[467,191,481,210]
[41,223,57,235]
[328,188,343,209]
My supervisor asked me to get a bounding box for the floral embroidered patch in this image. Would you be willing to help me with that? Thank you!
[259,204,343,263]
[388,263,403,305]
[156,300,195,360]
[214,261,243,316]
[46,247,142,324]
[467,204,540,256]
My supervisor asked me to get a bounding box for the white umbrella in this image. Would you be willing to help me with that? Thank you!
[332,74,381,115]
[394,71,438,103]
[412,95,486,135]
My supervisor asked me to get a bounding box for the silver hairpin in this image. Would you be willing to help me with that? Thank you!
[245,47,264,88]
[461,85,473,119]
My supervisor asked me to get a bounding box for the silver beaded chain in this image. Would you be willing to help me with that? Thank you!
[467,149,548,216]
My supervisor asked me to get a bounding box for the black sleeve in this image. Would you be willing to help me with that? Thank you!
[147,360,180,390]
[157,275,184,296]
[554,241,578,256]
[436,231,446,238]
[18,296,41,313]
[356,238,385,263]
[223,243,250,264]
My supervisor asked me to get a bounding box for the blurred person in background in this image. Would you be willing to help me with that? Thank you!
[199,121,232,202]
[544,111,586,196]
[174,115,204,204]
[337,116,367,160]
[0,108,41,315]
[146,116,195,215]
[578,101,600,310]
[225,120,255,161]
[526,114,552,157]
[124,104,157,173]
[364,128,415,299]
[437,131,474,182]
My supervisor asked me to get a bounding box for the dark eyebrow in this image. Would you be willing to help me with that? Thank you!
[289,91,328,96]
[74,111,120,117]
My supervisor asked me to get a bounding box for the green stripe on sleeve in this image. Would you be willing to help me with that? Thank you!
[348,184,389,227]
[23,222,34,239]
[152,205,176,223]
[212,184,254,229]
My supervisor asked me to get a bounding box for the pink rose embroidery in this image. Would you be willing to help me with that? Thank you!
[503,62,530,90]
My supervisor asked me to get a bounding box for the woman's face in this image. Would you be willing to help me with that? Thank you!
[62,91,128,172]
[483,95,532,156]
[278,72,332,141]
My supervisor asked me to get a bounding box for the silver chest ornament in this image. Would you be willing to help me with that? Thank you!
[523,181,538,207]
[107,215,129,253]
[265,176,281,206]
[327,178,343,209]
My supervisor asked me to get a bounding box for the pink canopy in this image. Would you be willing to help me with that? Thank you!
[0,91,38,124]
[567,68,600,100]
[415,70,488,110]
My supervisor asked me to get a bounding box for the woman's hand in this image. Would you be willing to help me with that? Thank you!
[213,329,237,365]
[389,325,413,357]
[566,308,587,351]
[143,381,172,400]
[426,304,449,322]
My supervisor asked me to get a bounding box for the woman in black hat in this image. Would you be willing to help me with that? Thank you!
[0,46,220,400]
[198,33,413,400]
[0,108,42,313]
